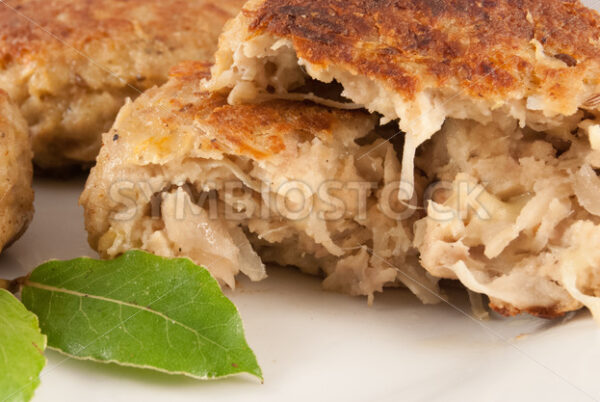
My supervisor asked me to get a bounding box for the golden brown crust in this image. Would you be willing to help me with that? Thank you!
[245,0,600,101]
[490,301,569,320]
[123,60,373,161]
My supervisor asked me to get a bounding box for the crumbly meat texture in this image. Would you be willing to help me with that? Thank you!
[208,0,600,193]
[80,62,440,302]
[0,90,33,254]
[414,116,600,320]
[0,0,245,168]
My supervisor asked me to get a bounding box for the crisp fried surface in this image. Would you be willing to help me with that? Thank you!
[106,61,373,163]
[82,61,376,246]
[0,0,245,168]
[244,0,600,103]
[0,90,33,253]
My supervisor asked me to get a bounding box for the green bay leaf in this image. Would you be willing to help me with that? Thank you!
[0,289,47,402]
[21,251,262,381]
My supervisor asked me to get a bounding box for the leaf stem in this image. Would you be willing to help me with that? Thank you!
[0,276,27,294]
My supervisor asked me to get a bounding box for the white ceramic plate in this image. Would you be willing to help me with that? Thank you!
[5,1,600,398]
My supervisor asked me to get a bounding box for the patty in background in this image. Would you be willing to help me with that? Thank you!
[0,0,245,169]
[0,89,33,254]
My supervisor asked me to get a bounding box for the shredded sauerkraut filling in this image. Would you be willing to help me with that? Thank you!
[414,117,600,321]
[95,123,441,304]
[208,33,593,202]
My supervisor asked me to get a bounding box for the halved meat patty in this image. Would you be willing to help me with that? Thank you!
[80,62,440,303]
[0,90,33,254]
[208,0,600,196]
[0,0,245,168]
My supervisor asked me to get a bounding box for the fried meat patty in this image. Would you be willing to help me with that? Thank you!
[80,62,440,302]
[208,0,600,194]
[0,90,33,254]
[0,0,245,168]
[82,0,600,320]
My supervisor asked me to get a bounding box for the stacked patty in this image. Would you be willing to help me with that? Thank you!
[208,0,600,196]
